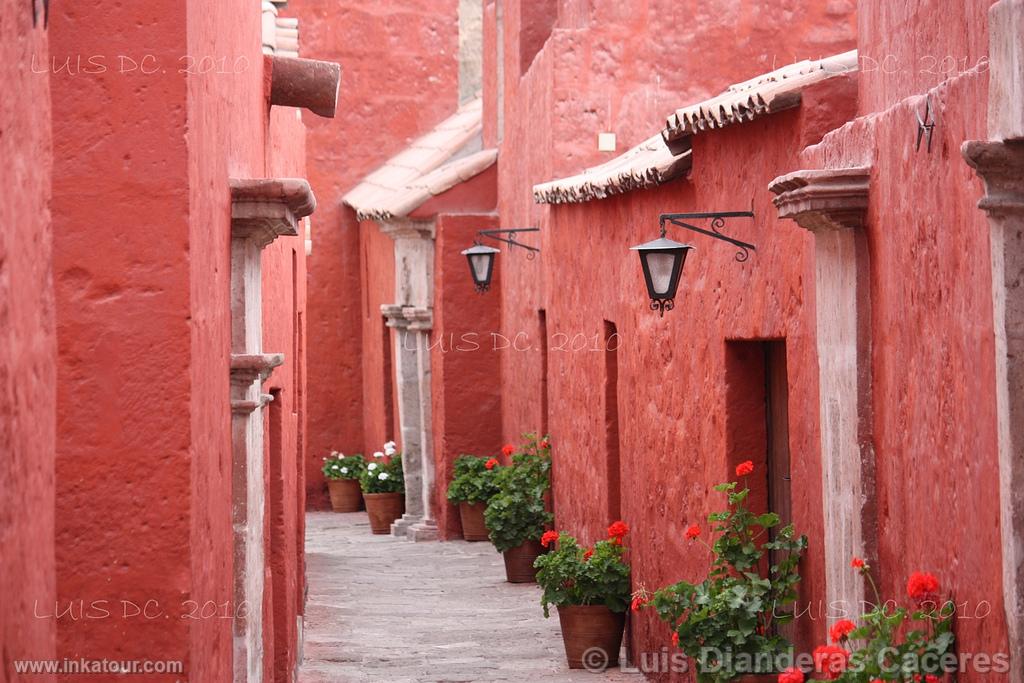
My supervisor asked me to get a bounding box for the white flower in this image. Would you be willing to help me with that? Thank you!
[367,462,378,471]
[340,467,348,475]
[378,472,389,480]
[383,441,396,456]
[373,451,384,459]
[331,464,340,470]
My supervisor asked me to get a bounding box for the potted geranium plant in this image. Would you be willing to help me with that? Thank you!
[646,461,808,683]
[533,522,632,669]
[446,454,501,541]
[484,437,552,582]
[359,441,405,534]
[784,561,955,683]
[322,451,366,512]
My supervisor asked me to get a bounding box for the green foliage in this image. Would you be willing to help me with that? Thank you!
[446,455,501,505]
[483,434,552,553]
[359,454,404,494]
[533,534,631,618]
[833,570,955,682]
[321,452,365,481]
[650,480,807,683]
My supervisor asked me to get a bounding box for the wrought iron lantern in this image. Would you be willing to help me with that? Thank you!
[630,236,693,315]
[461,243,501,293]
[632,211,755,316]
[462,228,540,294]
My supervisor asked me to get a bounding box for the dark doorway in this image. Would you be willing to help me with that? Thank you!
[725,340,793,638]
[268,388,287,682]
[604,320,622,523]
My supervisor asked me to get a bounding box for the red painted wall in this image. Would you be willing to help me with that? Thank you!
[358,215,398,455]
[799,0,1008,677]
[1,3,56,680]
[263,102,310,683]
[50,1,197,674]
[301,0,460,508]
[430,205,504,539]
[486,0,858,674]
[489,0,1010,680]
[46,0,311,679]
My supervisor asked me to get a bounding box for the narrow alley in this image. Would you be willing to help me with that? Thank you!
[300,513,636,682]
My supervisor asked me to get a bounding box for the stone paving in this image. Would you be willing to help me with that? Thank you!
[299,512,638,682]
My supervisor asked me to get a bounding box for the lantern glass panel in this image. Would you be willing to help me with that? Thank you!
[470,253,492,283]
[645,252,677,295]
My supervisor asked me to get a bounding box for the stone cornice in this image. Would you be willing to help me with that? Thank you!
[962,140,1024,217]
[230,353,285,385]
[768,167,871,233]
[378,217,435,241]
[230,178,316,248]
[381,304,433,330]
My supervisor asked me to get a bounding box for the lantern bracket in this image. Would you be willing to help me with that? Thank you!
[477,228,540,260]
[660,211,756,263]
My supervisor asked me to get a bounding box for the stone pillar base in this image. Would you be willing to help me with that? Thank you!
[391,513,421,537]
[408,520,438,542]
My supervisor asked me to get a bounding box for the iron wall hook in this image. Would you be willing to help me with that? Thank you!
[916,95,936,153]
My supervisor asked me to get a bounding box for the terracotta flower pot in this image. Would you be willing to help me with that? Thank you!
[502,539,544,583]
[556,605,625,670]
[363,492,405,534]
[326,478,363,512]
[458,501,489,541]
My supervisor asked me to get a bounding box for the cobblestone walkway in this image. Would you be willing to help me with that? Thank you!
[299,512,637,682]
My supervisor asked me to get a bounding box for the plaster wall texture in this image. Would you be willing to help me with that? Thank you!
[0,3,56,679]
[262,104,310,683]
[488,0,1011,679]
[301,0,460,509]
[485,0,862,672]
[794,0,1009,676]
[359,215,399,454]
[430,213,504,540]
[46,0,311,679]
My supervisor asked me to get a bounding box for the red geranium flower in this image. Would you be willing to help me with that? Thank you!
[735,460,754,476]
[484,457,498,470]
[583,549,593,561]
[540,530,560,548]
[829,619,856,643]
[813,645,850,680]
[608,521,629,540]
[502,444,515,457]
[540,439,550,449]
[907,571,940,602]
[671,632,679,647]
[630,595,647,612]
[684,524,700,540]
[778,667,805,683]
[912,675,940,683]
[851,557,865,570]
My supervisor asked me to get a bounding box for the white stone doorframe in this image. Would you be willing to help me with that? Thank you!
[229,178,316,683]
[770,168,875,623]
[379,218,439,542]
[962,4,1024,679]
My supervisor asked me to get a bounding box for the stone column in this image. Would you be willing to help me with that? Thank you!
[961,5,1024,678]
[407,308,438,541]
[229,178,315,682]
[964,141,1024,683]
[379,219,438,540]
[769,168,875,620]
[384,306,424,536]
